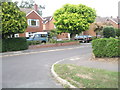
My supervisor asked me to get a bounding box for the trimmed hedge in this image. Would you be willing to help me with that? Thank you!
[1,37,28,52]
[27,40,41,45]
[92,38,120,57]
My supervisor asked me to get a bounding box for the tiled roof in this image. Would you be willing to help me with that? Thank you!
[111,18,118,23]
[95,16,108,23]
[95,16,118,24]
[20,8,34,14]
[43,16,53,24]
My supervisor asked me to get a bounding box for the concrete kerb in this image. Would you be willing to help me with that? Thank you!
[51,58,76,88]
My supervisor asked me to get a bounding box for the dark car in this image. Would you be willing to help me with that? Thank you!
[74,35,92,43]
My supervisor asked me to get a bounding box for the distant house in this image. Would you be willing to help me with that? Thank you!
[17,4,43,38]
[43,16,55,32]
[43,16,70,40]
[83,16,119,36]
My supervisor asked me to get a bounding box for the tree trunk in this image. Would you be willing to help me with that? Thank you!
[12,34,15,38]
[70,33,76,40]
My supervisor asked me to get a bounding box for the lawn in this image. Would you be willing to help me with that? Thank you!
[54,64,119,88]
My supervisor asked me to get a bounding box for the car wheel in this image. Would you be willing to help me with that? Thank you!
[41,41,46,43]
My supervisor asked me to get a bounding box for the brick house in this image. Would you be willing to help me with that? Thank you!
[43,16,54,32]
[18,4,43,38]
[43,16,70,40]
[83,16,119,36]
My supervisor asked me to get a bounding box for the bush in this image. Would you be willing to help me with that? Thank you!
[49,39,76,43]
[27,41,41,45]
[92,38,119,57]
[0,39,2,52]
[1,37,28,52]
[115,28,120,37]
[103,26,116,38]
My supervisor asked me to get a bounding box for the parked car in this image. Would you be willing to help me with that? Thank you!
[27,32,48,43]
[74,35,92,43]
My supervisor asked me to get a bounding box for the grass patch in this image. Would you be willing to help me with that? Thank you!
[54,64,119,88]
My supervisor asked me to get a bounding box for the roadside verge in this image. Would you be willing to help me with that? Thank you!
[51,58,76,88]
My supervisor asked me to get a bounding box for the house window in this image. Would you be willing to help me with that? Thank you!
[14,34,19,37]
[28,19,39,26]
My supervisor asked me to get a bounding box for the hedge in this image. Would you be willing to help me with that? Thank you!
[1,37,28,52]
[92,38,120,58]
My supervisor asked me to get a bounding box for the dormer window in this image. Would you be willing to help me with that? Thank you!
[28,19,39,27]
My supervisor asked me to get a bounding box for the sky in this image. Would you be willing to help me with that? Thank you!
[12,0,119,18]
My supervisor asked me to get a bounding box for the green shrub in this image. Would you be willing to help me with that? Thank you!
[103,26,116,38]
[92,38,119,57]
[49,39,76,43]
[115,28,120,37]
[27,41,41,45]
[1,37,28,52]
[0,39,2,52]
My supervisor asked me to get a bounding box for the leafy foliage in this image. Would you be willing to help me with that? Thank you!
[1,2,27,39]
[103,26,116,38]
[1,37,28,52]
[27,40,41,45]
[115,28,120,37]
[19,0,35,8]
[92,38,119,57]
[19,0,45,16]
[53,4,96,38]
[1,0,12,2]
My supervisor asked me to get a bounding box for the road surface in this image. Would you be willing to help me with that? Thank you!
[2,43,92,88]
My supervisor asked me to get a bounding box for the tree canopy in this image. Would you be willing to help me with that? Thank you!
[53,4,96,38]
[1,2,27,39]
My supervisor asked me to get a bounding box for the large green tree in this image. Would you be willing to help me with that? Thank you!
[53,4,96,39]
[1,2,27,39]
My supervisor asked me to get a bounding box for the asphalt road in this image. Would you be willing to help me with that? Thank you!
[2,43,92,88]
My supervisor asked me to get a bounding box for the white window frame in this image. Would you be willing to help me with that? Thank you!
[27,19,39,27]
[14,34,19,37]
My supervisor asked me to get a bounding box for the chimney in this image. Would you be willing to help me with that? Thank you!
[117,16,119,19]
[34,4,38,11]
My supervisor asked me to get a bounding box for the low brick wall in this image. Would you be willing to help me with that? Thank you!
[29,41,79,49]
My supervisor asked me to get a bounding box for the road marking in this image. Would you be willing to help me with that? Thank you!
[69,57,80,61]
[1,46,91,57]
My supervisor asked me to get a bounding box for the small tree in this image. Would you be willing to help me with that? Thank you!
[53,4,96,39]
[103,26,115,38]
[1,2,27,39]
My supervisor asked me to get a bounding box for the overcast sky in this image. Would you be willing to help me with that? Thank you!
[13,0,119,18]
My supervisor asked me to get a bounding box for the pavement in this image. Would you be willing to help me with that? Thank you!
[57,53,119,72]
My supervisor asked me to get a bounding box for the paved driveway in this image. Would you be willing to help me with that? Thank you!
[2,44,92,88]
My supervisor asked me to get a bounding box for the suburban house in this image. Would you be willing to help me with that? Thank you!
[43,16,54,32]
[83,16,119,36]
[18,4,70,40]
[18,4,119,39]
[17,4,43,38]
[43,16,70,40]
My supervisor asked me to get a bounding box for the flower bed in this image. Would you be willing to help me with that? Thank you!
[29,41,79,49]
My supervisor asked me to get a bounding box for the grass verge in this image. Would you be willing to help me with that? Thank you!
[54,64,119,88]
